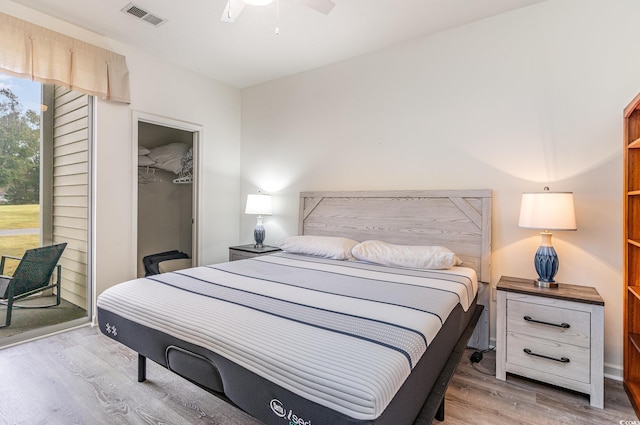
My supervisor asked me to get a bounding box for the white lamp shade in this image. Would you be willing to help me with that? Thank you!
[245,194,272,215]
[519,191,577,230]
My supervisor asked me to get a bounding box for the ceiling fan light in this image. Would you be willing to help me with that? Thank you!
[243,0,273,5]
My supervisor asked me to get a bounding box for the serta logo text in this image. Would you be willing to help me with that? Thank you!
[269,399,312,425]
[270,399,286,418]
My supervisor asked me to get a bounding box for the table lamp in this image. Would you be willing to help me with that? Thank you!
[245,193,272,248]
[518,187,577,288]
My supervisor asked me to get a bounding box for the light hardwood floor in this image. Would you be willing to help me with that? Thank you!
[0,325,636,425]
[442,350,636,424]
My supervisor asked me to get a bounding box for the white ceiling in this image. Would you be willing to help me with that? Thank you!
[11,0,547,88]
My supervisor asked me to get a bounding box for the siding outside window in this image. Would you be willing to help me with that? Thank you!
[41,85,91,309]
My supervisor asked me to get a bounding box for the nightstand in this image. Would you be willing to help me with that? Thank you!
[496,275,604,408]
[228,244,281,261]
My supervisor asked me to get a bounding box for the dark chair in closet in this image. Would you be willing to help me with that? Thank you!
[143,250,190,276]
[0,243,67,327]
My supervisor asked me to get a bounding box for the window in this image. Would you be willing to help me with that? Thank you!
[0,75,91,341]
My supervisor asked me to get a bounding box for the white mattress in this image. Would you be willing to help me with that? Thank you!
[97,253,478,421]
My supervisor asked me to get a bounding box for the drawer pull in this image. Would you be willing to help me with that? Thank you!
[523,348,570,363]
[523,315,570,329]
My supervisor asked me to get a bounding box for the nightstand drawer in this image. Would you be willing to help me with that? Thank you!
[507,332,590,384]
[230,251,256,261]
[507,299,590,348]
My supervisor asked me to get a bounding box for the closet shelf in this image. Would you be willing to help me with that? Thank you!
[173,175,192,184]
[138,166,192,185]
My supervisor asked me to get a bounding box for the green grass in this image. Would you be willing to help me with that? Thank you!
[0,234,40,275]
[0,204,40,275]
[0,204,39,229]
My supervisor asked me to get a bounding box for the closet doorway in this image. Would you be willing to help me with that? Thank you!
[133,112,201,277]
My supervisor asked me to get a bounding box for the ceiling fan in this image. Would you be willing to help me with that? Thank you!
[221,0,335,23]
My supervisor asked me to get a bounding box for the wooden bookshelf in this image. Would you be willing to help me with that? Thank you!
[624,91,640,417]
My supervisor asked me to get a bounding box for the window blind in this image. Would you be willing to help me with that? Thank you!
[0,12,130,104]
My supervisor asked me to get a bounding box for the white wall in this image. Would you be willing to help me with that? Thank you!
[2,2,242,298]
[97,47,242,297]
[241,0,640,378]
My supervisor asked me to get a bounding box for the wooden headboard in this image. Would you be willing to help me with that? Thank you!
[299,190,492,283]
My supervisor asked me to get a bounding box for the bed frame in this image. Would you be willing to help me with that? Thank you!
[131,189,492,424]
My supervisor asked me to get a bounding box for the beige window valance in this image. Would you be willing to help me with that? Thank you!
[0,13,130,104]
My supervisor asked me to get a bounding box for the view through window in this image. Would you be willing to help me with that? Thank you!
[0,75,41,271]
[0,74,92,342]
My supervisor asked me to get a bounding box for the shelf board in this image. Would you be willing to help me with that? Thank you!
[629,286,640,301]
[632,333,640,354]
[629,190,640,196]
[629,239,640,248]
[629,137,640,148]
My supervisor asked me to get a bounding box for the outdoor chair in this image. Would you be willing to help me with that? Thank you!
[0,242,67,328]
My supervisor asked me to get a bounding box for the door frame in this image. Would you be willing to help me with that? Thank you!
[131,111,203,272]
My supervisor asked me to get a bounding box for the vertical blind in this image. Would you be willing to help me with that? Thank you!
[0,12,130,104]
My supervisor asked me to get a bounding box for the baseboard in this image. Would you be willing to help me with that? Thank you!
[605,363,623,381]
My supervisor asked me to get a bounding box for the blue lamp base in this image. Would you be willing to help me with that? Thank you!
[534,232,559,288]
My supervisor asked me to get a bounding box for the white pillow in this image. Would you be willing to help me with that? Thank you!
[277,235,359,260]
[351,240,461,269]
[138,146,151,155]
[138,155,155,166]
[148,143,189,174]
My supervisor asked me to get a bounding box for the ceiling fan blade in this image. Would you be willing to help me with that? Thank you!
[296,0,335,15]
[221,0,247,22]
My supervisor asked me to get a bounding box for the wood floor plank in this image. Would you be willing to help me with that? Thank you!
[441,350,637,425]
[0,326,259,425]
[0,326,636,425]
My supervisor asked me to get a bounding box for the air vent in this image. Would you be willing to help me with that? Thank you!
[121,3,167,26]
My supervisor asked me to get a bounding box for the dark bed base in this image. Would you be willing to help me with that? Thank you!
[415,304,482,423]
[131,304,483,425]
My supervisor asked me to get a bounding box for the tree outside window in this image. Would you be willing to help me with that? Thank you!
[0,88,40,205]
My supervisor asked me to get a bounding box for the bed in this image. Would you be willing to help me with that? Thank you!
[97,189,492,425]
